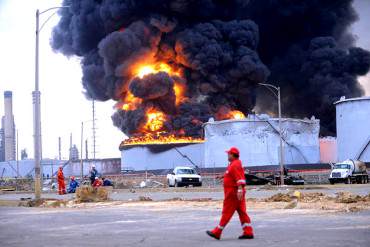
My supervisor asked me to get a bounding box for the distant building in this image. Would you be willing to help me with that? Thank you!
[1,91,16,161]
[69,144,79,161]
[0,128,4,162]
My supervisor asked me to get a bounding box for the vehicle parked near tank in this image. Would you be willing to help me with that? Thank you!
[167,166,202,187]
[329,159,368,184]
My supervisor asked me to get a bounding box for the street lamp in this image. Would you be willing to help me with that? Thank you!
[34,6,69,200]
[258,83,285,186]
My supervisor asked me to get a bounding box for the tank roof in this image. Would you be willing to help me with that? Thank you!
[334,96,370,105]
[203,115,319,127]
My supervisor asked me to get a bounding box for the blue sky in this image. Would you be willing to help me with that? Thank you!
[0,0,369,159]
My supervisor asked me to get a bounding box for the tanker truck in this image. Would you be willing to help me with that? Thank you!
[329,159,369,184]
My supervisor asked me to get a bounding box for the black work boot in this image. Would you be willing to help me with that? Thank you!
[238,234,254,239]
[206,230,221,240]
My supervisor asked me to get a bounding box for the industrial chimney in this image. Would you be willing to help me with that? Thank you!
[2,91,16,161]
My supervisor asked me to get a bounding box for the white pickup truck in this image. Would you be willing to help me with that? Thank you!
[167,166,202,187]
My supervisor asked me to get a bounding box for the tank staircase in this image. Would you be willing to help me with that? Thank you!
[257,116,309,163]
[355,136,370,160]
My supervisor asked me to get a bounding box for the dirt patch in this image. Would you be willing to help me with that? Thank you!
[139,196,153,201]
[263,191,370,212]
[335,192,369,203]
[76,186,109,202]
[265,193,294,202]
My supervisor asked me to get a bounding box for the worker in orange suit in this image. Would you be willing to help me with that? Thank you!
[207,147,254,240]
[57,166,66,195]
[92,176,103,188]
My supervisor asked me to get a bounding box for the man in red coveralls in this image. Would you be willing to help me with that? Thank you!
[57,166,66,195]
[206,147,254,240]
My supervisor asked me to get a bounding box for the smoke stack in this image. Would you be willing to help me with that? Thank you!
[69,133,72,160]
[85,139,88,160]
[3,91,15,161]
[58,136,61,160]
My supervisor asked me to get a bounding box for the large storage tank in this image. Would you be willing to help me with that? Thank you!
[204,115,320,167]
[335,96,370,162]
[120,143,204,171]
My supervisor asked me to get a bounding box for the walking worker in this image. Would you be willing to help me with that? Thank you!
[206,147,254,240]
[57,165,66,195]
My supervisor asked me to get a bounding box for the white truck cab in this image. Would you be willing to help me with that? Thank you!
[329,159,368,184]
[167,166,202,187]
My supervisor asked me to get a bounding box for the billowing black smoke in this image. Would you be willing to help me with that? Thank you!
[52,0,370,137]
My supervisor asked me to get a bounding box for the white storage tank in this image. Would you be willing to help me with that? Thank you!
[335,96,370,162]
[204,115,320,167]
[120,142,204,171]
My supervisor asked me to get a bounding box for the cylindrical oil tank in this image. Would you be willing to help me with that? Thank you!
[335,96,370,162]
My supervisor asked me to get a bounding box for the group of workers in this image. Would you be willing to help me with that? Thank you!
[57,164,113,195]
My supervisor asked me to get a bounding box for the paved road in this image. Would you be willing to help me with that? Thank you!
[1,184,369,201]
[0,203,369,247]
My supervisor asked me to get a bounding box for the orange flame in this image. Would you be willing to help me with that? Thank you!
[216,106,246,120]
[134,62,180,79]
[118,60,203,146]
[229,110,245,119]
[174,82,187,105]
[120,91,142,111]
[122,133,204,147]
[143,108,166,132]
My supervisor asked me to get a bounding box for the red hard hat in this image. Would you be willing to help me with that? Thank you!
[71,176,75,180]
[226,147,240,155]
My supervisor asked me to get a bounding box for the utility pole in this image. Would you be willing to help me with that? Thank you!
[258,83,285,186]
[34,9,42,200]
[85,139,88,160]
[277,86,285,186]
[58,137,61,160]
[33,5,70,200]
[92,100,97,159]
[80,122,84,180]
[16,130,19,178]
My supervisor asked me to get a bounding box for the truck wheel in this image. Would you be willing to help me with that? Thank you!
[345,177,351,184]
[167,179,173,187]
[329,180,335,185]
[174,180,179,187]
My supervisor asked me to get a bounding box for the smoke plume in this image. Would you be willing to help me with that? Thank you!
[52,0,370,137]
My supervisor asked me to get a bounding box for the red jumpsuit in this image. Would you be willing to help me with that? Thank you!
[92,179,102,188]
[212,159,253,237]
[57,169,66,195]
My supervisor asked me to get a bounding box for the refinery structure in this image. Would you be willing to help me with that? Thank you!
[0,91,16,162]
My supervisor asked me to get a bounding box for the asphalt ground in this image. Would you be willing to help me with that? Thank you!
[0,201,369,247]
